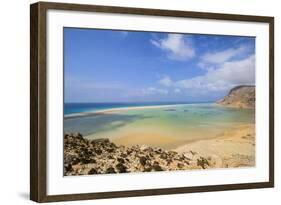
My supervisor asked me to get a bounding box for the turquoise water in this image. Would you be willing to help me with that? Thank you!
[64,103,255,149]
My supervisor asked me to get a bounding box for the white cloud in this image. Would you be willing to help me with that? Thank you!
[157,55,255,94]
[197,62,215,72]
[201,46,247,64]
[158,76,172,87]
[151,34,195,61]
[175,55,255,92]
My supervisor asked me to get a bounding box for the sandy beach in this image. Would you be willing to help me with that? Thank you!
[64,104,187,119]
[111,130,188,150]
[109,123,255,168]
[174,123,255,168]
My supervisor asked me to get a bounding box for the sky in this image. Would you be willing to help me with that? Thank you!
[64,28,255,103]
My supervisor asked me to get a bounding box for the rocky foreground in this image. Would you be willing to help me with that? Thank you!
[217,85,255,108]
[64,133,215,176]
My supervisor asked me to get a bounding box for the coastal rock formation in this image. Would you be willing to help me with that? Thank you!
[217,85,255,108]
[64,133,213,176]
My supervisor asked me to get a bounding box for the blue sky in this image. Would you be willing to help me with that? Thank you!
[64,28,255,103]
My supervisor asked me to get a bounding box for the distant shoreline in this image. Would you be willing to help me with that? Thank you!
[64,103,197,119]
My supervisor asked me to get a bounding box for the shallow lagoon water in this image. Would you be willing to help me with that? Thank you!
[64,103,255,149]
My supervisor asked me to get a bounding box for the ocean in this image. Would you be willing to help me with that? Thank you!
[64,102,255,149]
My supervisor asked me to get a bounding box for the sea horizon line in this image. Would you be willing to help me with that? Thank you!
[64,101,216,104]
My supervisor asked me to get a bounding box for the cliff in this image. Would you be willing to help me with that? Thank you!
[217,85,255,108]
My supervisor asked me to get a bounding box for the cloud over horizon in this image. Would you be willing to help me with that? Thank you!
[159,54,255,93]
[201,45,248,64]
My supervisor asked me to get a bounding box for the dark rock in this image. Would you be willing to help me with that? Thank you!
[108,142,117,149]
[184,160,190,165]
[86,149,93,155]
[139,156,147,166]
[166,159,172,165]
[88,168,98,175]
[81,157,92,164]
[107,148,115,153]
[160,153,167,159]
[80,147,88,153]
[64,154,75,164]
[64,164,72,172]
[78,151,86,157]
[177,163,184,168]
[197,157,209,169]
[117,158,125,163]
[73,132,83,139]
[153,161,159,165]
[116,163,127,173]
[179,155,186,161]
[106,167,116,174]
[143,167,152,172]
[155,148,163,154]
[71,157,80,165]
[120,153,127,158]
[152,164,163,171]
[94,149,102,155]
[127,149,133,155]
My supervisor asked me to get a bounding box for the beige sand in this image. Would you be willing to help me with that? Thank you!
[111,123,255,168]
[111,131,187,150]
[174,124,255,168]
[64,104,186,119]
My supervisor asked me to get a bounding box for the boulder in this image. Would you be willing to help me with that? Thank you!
[88,168,98,175]
[106,167,116,174]
[139,156,147,166]
[116,163,127,173]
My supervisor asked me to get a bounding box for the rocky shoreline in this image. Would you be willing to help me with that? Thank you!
[64,133,214,176]
[217,85,255,108]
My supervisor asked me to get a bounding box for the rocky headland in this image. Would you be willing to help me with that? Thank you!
[217,85,255,108]
[64,133,215,176]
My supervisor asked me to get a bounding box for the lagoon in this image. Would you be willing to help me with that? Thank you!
[64,103,255,149]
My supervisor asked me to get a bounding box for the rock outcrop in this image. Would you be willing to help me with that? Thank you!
[64,133,213,176]
[217,85,255,108]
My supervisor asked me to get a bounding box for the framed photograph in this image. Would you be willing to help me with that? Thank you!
[30,1,274,202]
